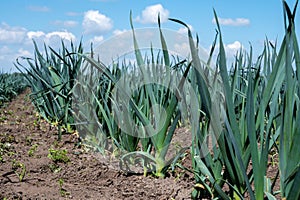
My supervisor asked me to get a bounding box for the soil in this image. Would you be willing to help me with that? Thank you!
[0,89,194,200]
[0,89,280,200]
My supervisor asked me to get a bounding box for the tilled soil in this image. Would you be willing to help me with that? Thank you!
[0,89,195,199]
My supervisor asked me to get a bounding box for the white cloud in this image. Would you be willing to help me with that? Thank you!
[226,41,242,50]
[27,31,45,39]
[27,6,50,12]
[173,41,209,62]
[27,31,76,41]
[53,20,78,28]
[90,36,104,44]
[113,29,128,36]
[25,30,76,52]
[207,41,244,66]
[211,41,243,60]
[0,46,12,60]
[0,23,27,44]
[173,42,190,58]
[46,31,76,41]
[177,24,194,35]
[0,23,78,72]
[0,46,27,71]
[83,10,113,34]
[27,30,75,42]
[17,48,32,57]
[0,46,11,53]
[224,41,243,58]
[135,4,169,24]
[212,18,250,26]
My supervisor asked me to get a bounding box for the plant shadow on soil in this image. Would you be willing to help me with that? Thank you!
[0,89,196,200]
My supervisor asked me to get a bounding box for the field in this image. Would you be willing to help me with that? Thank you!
[0,89,195,199]
[0,88,282,199]
[1,1,300,200]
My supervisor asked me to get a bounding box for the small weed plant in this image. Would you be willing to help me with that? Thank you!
[48,148,70,163]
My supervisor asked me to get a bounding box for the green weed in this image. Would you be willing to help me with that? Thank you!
[48,148,70,163]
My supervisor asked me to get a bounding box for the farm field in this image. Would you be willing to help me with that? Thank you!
[1,1,300,200]
[0,87,282,200]
[0,89,194,199]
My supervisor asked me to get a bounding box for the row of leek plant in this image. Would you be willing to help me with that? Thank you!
[14,28,188,178]
[14,1,300,198]
[16,41,83,140]
[0,72,28,108]
[185,1,300,199]
[73,14,193,177]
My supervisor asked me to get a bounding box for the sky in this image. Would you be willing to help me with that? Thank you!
[1,0,299,72]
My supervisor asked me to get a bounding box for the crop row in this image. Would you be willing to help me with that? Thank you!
[16,1,300,199]
[0,72,28,108]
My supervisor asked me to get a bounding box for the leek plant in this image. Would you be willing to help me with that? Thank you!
[279,1,300,199]
[119,14,192,177]
[72,57,125,154]
[16,40,83,140]
[0,72,28,107]
[75,14,192,177]
[184,1,300,199]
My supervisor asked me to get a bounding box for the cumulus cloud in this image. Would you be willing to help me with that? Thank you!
[226,41,242,50]
[46,31,76,41]
[213,41,243,60]
[0,46,33,71]
[225,41,243,57]
[212,17,250,26]
[173,42,190,58]
[206,41,244,66]
[135,4,169,24]
[17,48,32,58]
[0,22,78,71]
[0,46,12,60]
[82,10,113,34]
[113,29,128,36]
[27,31,45,39]
[25,30,76,52]
[90,36,104,44]
[27,6,50,12]
[173,41,210,62]
[0,23,27,44]
[27,31,75,42]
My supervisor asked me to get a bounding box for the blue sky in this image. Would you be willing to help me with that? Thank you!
[1,0,299,72]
